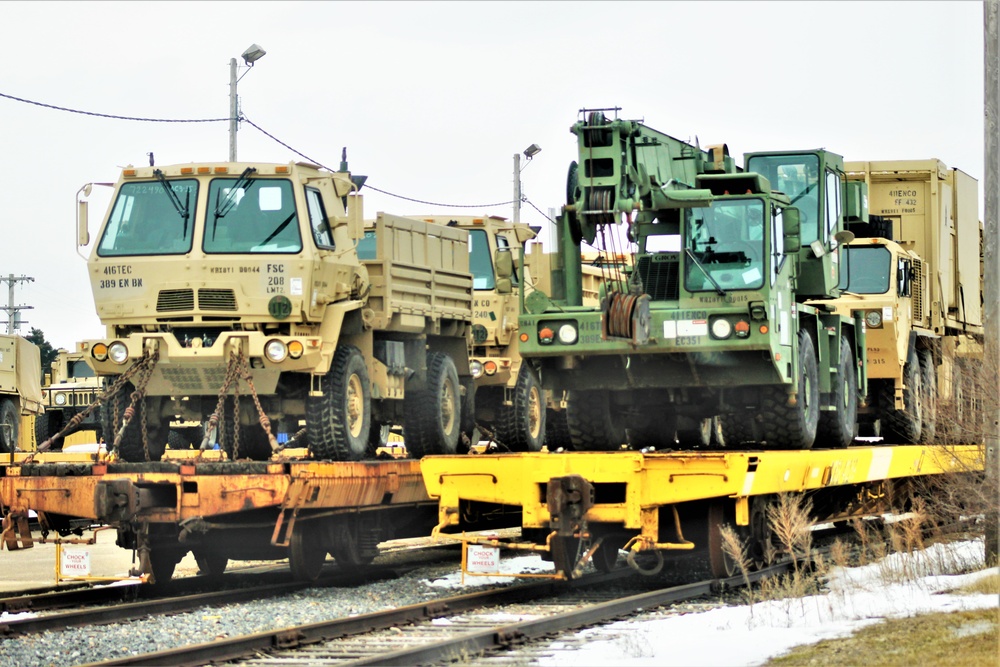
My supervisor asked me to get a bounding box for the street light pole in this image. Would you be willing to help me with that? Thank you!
[513,152,521,223]
[228,57,238,162]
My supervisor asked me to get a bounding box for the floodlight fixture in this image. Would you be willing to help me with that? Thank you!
[242,43,266,65]
[523,144,542,159]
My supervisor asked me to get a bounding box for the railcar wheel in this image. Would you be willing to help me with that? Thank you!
[328,520,379,571]
[496,366,545,452]
[592,537,624,573]
[404,352,461,458]
[815,336,858,448]
[880,348,923,444]
[918,348,937,444]
[566,390,625,451]
[550,536,582,578]
[306,345,372,461]
[707,501,746,578]
[289,524,326,582]
[760,330,820,449]
[194,549,229,578]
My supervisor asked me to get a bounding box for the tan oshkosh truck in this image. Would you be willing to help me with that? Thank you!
[0,335,43,453]
[822,159,983,443]
[76,160,473,463]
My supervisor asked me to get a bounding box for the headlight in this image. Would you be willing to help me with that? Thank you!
[711,318,733,340]
[470,360,484,379]
[108,342,129,365]
[865,310,882,328]
[264,339,288,362]
[557,324,578,345]
[54,392,67,406]
[92,343,109,362]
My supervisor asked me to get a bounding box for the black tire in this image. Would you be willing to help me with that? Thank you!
[220,403,274,461]
[918,348,937,444]
[592,536,624,574]
[495,366,545,452]
[369,421,391,450]
[403,352,461,458]
[0,399,18,453]
[718,413,756,448]
[676,417,712,449]
[167,429,189,450]
[306,345,372,461]
[459,377,476,449]
[880,348,922,444]
[816,336,858,448]
[709,416,727,448]
[760,330,820,449]
[101,382,167,462]
[544,406,572,451]
[628,412,678,450]
[34,411,65,450]
[565,390,625,451]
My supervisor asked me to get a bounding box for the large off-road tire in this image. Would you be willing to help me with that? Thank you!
[718,413,755,448]
[404,352,461,458]
[676,417,712,449]
[880,348,923,444]
[306,345,372,461]
[566,390,625,451]
[0,399,18,453]
[34,411,65,450]
[495,366,545,452]
[101,382,168,462]
[815,336,858,448]
[369,421,391,450]
[918,348,937,444]
[219,403,274,461]
[544,406,572,451]
[760,330,820,449]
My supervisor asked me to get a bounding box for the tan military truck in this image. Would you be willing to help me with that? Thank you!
[0,334,43,453]
[35,349,103,447]
[76,160,473,463]
[823,159,983,443]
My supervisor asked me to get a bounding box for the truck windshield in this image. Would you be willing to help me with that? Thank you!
[97,180,198,256]
[204,178,302,254]
[838,245,891,294]
[746,155,821,246]
[683,199,765,292]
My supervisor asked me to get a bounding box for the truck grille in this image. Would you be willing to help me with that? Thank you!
[634,254,679,301]
[198,289,238,311]
[157,289,238,312]
[157,289,194,312]
[911,258,924,321]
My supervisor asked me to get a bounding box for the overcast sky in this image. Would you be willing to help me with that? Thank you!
[0,1,984,350]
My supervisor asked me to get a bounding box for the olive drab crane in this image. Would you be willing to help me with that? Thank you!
[517,108,868,451]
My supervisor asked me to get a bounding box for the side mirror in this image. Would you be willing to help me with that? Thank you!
[77,200,90,247]
[495,249,513,294]
[495,278,512,294]
[783,206,801,253]
[346,194,364,241]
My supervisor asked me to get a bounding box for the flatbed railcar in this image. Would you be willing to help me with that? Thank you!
[420,443,984,579]
[1,448,439,584]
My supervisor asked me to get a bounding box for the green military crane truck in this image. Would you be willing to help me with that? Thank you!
[516,108,870,450]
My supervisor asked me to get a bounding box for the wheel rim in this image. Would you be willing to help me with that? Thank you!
[440,377,456,434]
[528,385,542,439]
[346,372,364,438]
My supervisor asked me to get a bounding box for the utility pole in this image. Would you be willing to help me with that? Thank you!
[513,152,521,224]
[229,57,239,162]
[983,0,998,564]
[1,274,34,334]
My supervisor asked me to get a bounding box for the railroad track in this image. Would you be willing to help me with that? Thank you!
[0,544,459,635]
[81,561,794,667]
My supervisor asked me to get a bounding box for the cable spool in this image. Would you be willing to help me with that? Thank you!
[604,292,638,339]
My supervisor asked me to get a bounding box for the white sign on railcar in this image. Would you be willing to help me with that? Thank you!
[466,544,499,573]
[60,548,91,576]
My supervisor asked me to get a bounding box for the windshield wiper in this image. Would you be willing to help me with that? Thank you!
[685,248,727,296]
[153,169,191,235]
[212,167,257,240]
